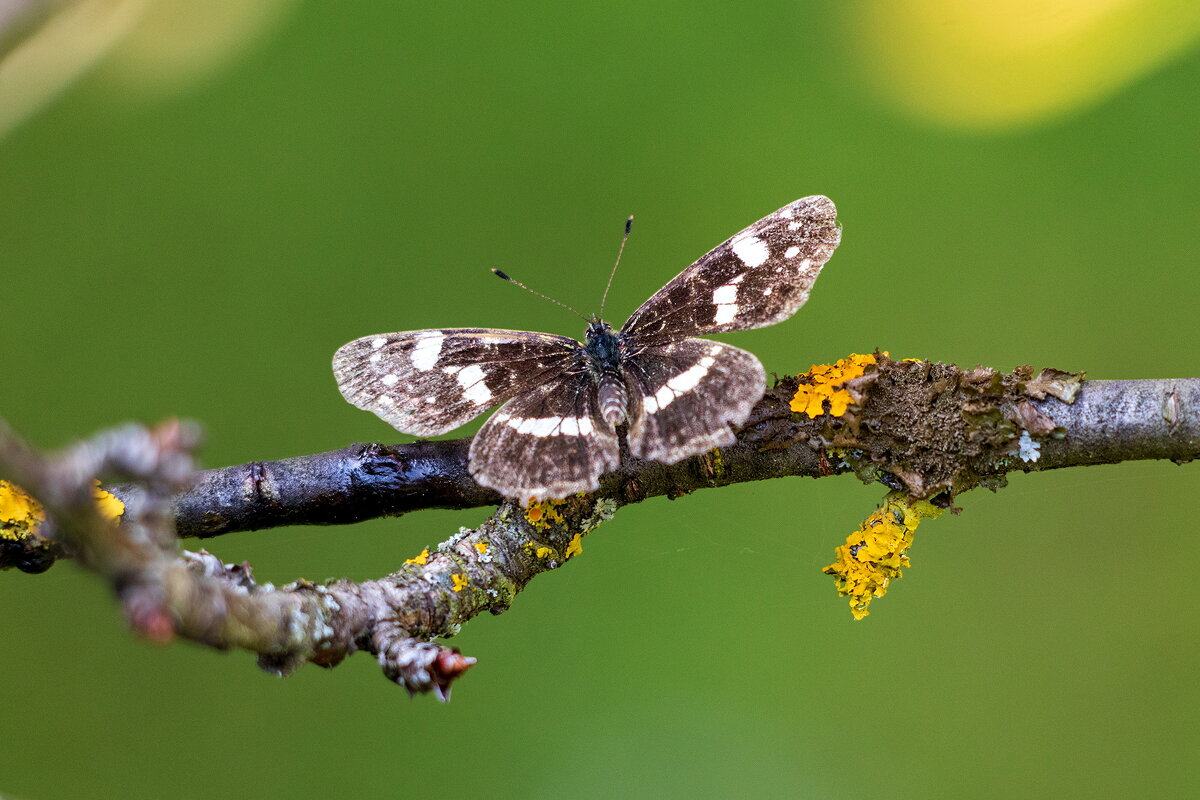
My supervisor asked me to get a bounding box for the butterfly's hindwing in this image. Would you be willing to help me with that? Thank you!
[332,328,580,437]
[623,338,765,464]
[469,370,619,500]
[620,195,840,344]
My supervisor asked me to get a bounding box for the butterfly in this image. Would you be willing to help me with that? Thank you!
[333,196,841,500]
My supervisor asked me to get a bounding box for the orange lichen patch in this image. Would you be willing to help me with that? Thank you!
[564,533,583,560]
[790,353,880,419]
[824,490,944,620]
[451,573,469,593]
[404,547,431,566]
[1,480,123,542]
[473,542,489,555]
[524,498,566,530]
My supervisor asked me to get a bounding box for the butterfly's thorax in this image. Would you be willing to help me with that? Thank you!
[583,320,629,427]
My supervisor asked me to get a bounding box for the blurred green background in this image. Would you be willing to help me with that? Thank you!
[2,1,1198,797]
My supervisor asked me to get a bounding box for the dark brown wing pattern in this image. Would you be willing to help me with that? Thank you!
[620,196,840,345]
[333,328,580,437]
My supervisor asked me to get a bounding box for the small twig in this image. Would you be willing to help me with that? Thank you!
[0,419,488,697]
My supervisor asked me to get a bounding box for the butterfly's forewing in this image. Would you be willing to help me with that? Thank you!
[620,196,840,345]
[622,338,765,463]
[469,370,619,500]
[333,328,580,437]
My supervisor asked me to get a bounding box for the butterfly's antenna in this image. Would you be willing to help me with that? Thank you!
[598,215,634,319]
[491,269,587,321]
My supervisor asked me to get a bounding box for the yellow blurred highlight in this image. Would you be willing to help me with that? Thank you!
[100,0,297,97]
[845,0,1200,129]
[0,0,295,137]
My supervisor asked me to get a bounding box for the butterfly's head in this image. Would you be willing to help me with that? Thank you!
[584,317,614,338]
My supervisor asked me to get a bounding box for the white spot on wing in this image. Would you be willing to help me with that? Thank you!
[518,418,559,437]
[784,246,800,259]
[410,333,445,371]
[731,235,769,267]
[456,364,492,405]
[377,395,394,406]
[654,384,676,409]
[713,304,738,325]
[381,374,399,386]
[464,383,492,405]
[457,364,484,386]
[787,221,801,231]
[780,206,794,219]
[643,395,658,414]
[712,284,738,305]
[506,415,593,437]
[371,337,387,350]
[666,360,711,395]
[369,353,382,364]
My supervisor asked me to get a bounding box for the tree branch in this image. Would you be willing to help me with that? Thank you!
[116,361,1200,539]
[1,355,1196,698]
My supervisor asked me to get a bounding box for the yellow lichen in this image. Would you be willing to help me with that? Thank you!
[93,482,125,521]
[790,353,881,419]
[534,546,555,560]
[564,533,583,560]
[823,490,945,620]
[405,547,430,566]
[524,498,566,530]
[0,481,44,523]
[474,542,489,555]
[1,480,123,542]
[451,573,468,593]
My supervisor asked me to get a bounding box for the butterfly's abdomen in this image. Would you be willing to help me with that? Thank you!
[597,375,628,427]
[584,320,628,427]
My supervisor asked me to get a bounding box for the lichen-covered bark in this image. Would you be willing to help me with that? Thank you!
[775,356,1094,498]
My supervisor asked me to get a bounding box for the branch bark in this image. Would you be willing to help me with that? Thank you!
[117,365,1200,539]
